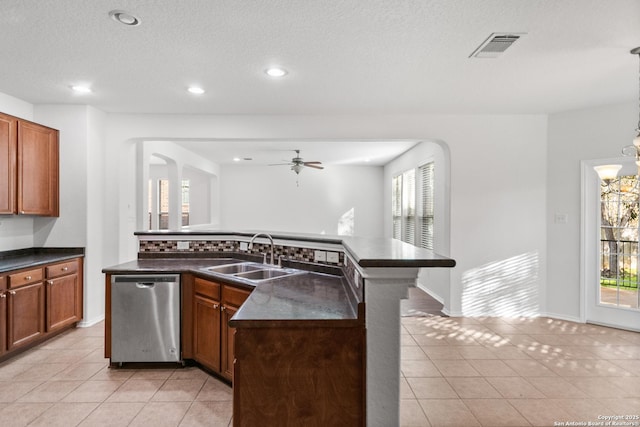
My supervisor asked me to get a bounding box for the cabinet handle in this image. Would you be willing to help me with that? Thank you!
[25,276,32,280]
[47,280,54,286]
[221,306,226,311]
[213,303,219,309]
[0,293,6,299]
[9,291,16,295]
[62,267,68,271]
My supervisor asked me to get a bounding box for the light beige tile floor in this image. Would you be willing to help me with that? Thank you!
[400,315,640,427]
[0,323,233,427]
[1,315,639,427]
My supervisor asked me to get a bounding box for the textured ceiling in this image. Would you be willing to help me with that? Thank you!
[1,0,639,117]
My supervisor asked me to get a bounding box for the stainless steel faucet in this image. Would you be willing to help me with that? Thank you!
[248,233,275,265]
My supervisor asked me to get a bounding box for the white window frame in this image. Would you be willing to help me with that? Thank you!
[392,162,434,249]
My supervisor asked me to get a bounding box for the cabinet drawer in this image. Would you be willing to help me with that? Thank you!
[194,277,220,301]
[8,267,43,288]
[45,259,78,279]
[0,275,6,290]
[222,285,250,308]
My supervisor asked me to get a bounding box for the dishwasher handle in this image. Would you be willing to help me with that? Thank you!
[136,282,156,289]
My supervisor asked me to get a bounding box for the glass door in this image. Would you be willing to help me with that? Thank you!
[584,160,640,330]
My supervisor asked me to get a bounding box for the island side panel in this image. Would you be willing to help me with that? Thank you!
[233,325,366,427]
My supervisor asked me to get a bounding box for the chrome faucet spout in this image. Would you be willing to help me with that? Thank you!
[248,233,275,265]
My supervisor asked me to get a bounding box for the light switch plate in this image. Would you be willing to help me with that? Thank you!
[314,250,327,262]
[177,241,189,250]
[240,242,248,251]
[326,252,339,263]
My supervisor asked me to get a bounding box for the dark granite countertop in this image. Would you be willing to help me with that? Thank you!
[102,258,229,275]
[102,257,359,324]
[134,229,456,269]
[0,248,85,274]
[229,272,359,327]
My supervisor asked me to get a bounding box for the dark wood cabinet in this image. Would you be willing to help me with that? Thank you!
[0,113,17,214]
[0,257,83,361]
[7,281,45,351]
[0,111,59,217]
[46,259,83,333]
[0,275,7,356]
[193,277,222,372]
[189,276,250,381]
[221,285,250,381]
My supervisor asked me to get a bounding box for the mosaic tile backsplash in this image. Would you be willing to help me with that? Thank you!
[139,239,345,266]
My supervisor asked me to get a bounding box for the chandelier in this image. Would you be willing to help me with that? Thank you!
[594,47,640,182]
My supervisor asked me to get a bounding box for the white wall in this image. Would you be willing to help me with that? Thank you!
[104,113,547,319]
[85,106,107,325]
[0,93,34,250]
[546,101,636,321]
[33,105,88,247]
[220,164,384,236]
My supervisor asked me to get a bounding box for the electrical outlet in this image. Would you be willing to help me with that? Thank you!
[314,250,327,262]
[240,242,248,251]
[354,270,360,288]
[177,241,189,250]
[326,252,339,263]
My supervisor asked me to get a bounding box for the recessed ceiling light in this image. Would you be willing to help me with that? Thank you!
[109,10,140,26]
[265,67,288,78]
[187,86,205,95]
[233,157,241,162]
[71,85,92,94]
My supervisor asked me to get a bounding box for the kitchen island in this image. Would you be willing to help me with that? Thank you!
[103,230,455,427]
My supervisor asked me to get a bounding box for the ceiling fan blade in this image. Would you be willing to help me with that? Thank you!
[303,161,322,165]
[305,164,324,170]
[268,163,293,166]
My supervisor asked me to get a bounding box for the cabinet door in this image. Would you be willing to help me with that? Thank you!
[7,282,45,350]
[221,304,239,381]
[193,294,221,372]
[17,120,59,216]
[0,289,7,356]
[46,274,81,332]
[221,285,250,382]
[0,113,17,214]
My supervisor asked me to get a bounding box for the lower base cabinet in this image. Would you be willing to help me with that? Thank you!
[7,282,45,351]
[233,324,366,427]
[0,257,83,360]
[187,275,250,382]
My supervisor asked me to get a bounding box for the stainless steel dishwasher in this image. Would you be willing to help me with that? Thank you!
[111,274,181,363]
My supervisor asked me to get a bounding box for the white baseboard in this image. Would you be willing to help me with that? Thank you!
[538,312,582,323]
[77,315,105,328]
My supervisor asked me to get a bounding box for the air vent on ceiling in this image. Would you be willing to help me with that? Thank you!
[470,33,525,58]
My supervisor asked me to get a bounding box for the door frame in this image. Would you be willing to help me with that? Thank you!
[581,158,640,332]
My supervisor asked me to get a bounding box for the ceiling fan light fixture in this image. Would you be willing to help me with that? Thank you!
[291,164,303,174]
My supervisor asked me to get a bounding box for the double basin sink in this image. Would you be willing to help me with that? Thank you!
[201,258,305,284]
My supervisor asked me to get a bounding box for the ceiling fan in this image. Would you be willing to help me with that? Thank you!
[270,149,324,175]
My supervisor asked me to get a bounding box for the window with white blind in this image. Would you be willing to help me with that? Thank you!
[419,163,434,250]
[392,162,434,249]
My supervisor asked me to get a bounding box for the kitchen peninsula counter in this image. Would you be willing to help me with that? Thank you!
[108,230,455,427]
[103,257,358,323]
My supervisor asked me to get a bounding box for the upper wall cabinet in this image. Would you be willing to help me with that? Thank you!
[0,112,59,217]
